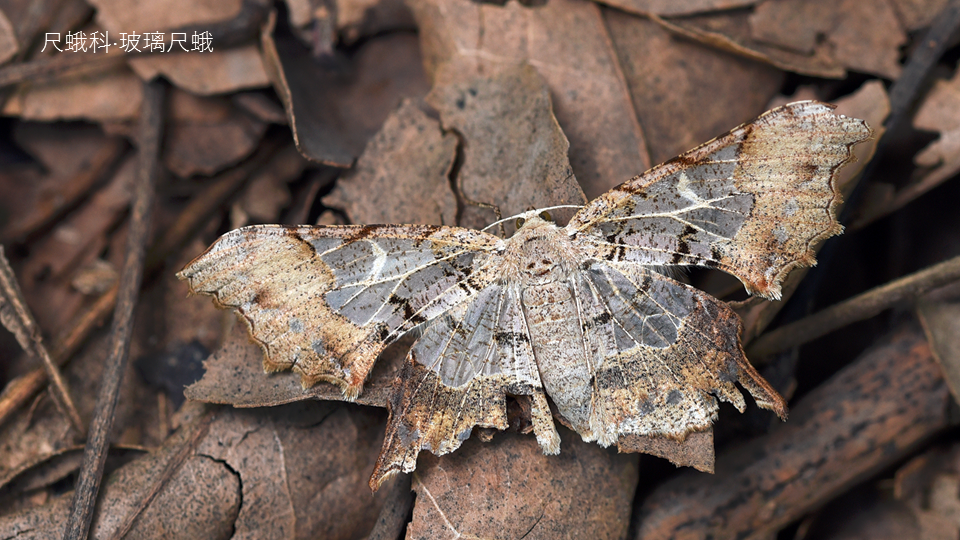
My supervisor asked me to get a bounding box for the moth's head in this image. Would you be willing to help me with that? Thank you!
[514,209,555,231]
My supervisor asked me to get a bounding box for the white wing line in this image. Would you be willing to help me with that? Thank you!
[597,197,747,224]
[332,247,476,327]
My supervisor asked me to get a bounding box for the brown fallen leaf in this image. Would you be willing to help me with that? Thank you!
[410,0,650,199]
[86,0,243,33]
[749,0,905,79]
[407,428,637,540]
[231,143,310,227]
[653,9,846,78]
[196,401,390,540]
[323,99,459,227]
[0,406,238,539]
[184,322,406,408]
[1,61,143,122]
[604,9,783,166]
[336,0,415,44]
[618,428,715,472]
[916,281,960,405]
[890,0,952,30]
[861,68,960,227]
[0,9,17,65]
[128,45,271,96]
[2,122,125,242]
[262,14,430,166]
[427,63,586,229]
[597,0,759,16]
[894,444,960,540]
[163,92,267,177]
[19,156,136,331]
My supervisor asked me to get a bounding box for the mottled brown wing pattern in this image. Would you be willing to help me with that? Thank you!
[566,101,872,299]
[178,224,503,397]
[572,262,785,447]
[370,282,560,490]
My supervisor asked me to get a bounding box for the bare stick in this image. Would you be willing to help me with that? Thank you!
[747,254,960,359]
[62,79,164,540]
[0,246,83,433]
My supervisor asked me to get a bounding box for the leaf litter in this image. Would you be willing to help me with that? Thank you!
[1,0,960,538]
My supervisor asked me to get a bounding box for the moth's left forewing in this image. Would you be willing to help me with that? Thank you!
[567,101,872,299]
[178,224,503,398]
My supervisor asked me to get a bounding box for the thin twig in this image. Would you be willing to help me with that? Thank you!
[109,409,217,539]
[62,79,164,540]
[747,254,960,359]
[0,246,83,434]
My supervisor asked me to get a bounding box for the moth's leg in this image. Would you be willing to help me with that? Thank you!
[530,389,561,454]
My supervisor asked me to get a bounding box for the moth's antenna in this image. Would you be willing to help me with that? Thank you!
[481,212,527,232]
[481,205,584,232]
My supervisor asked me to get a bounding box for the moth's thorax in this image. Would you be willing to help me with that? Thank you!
[498,215,578,285]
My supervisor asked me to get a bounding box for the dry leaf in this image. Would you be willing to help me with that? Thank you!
[654,9,846,78]
[87,0,243,32]
[324,99,459,226]
[19,156,136,331]
[184,322,405,408]
[597,0,759,16]
[426,63,586,228]
[894,445,960,540]
[889,0,952,30]
[262,16,430,166]
[164,97,267,177]
[0,407,238,539]
[128,45,271,96]
[408,428,637,540]
[1,64,143,122]
[748,0,905,79]
[196,402,390,540]
[410,0,650,199]
[1,123,125,242]
[605,10,783,166]
[0,8,18,65]
[913,69,960,190]
[917,282,960,405]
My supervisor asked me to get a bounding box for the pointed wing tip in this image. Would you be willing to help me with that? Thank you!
[368,468,400,493]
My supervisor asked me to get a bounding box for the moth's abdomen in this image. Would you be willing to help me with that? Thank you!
[522,279,594,438]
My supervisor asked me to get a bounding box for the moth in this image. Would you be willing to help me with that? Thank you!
[179,101,871,490]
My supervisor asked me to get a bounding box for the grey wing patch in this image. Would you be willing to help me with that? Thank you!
[571,262,786,446]
[370,283,560,489]
[178,224,502,397]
